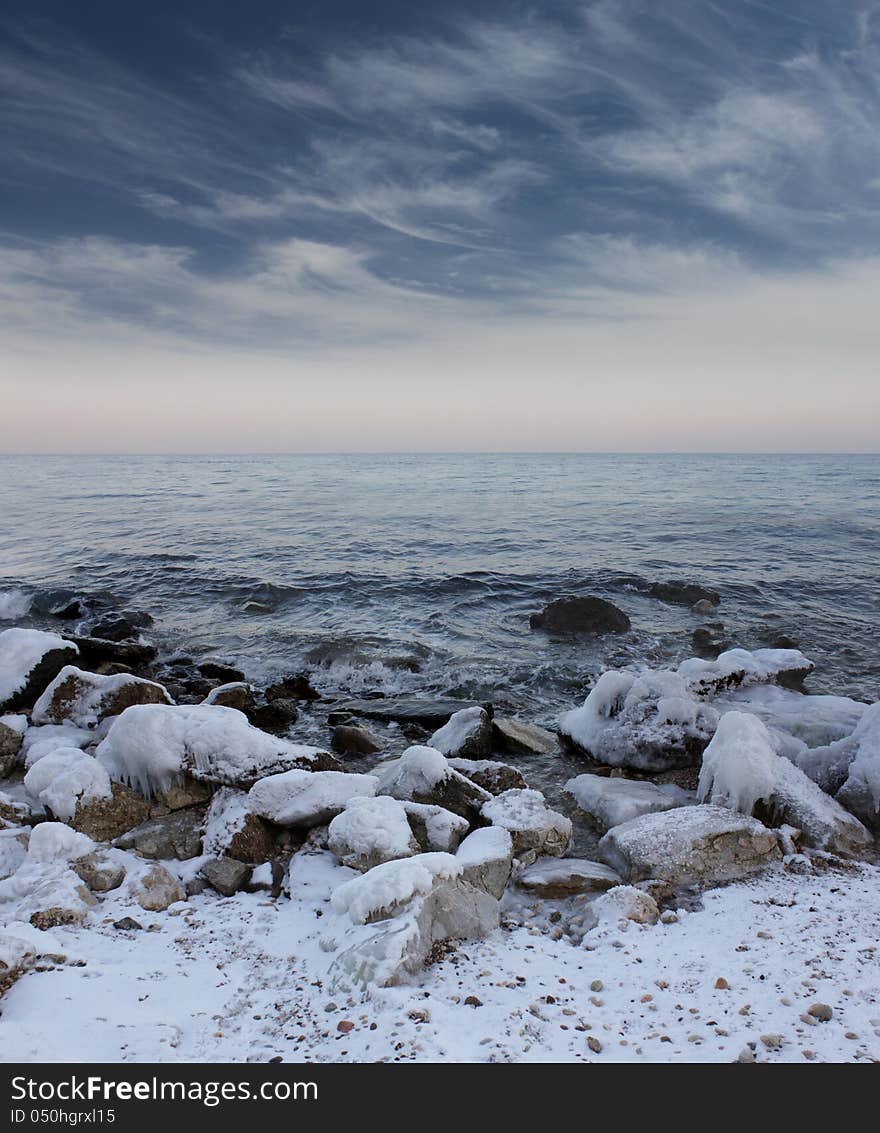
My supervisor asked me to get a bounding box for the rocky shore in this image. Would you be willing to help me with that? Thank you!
[0,588,878,1063]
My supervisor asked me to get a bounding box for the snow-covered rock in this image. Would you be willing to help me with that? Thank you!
[247,769,378,828]
[481,789,572,860]
[401,801,469,853]
[0,827,28,880]
[328,796,419,872]
[598,804,781,886]
[565,773,690,831]
[456,826,514,898]
[32,666,172,727]
[25,822,96,863]
[0,714,26,777]
[517,857,621,898]
[678,647,814,696]
[373,746,491,819]
[96,703,338,796]
[202,787,275,863]
[24,749,112,822]
[578,885,659,935]
[428,707,493,758]
[560,669,718,771]
[448,757,527,794]
[832,703,880,833]
[328,853,500,988]
[132,863,186,911]
[698,711,871,855]
[0,628,78,712]
[21,723,92,768]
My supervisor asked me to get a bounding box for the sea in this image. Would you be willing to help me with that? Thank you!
[1,453,878,734]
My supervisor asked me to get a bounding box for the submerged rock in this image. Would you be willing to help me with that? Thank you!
[330,724,384,756]
[649,581,720,607]
[336,697,489,730]
[529,595,631,635]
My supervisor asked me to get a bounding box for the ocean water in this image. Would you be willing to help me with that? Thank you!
[1,453,879,728]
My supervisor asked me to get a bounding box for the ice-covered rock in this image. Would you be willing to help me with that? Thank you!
[401,801,470,853]
[202,787,275,863]
[373,746,491,820]
[328,853,499,988]
[679,647,814,696]
[429,707,493,758]
[328,795,419,872]
[481,788,572,860]
[0,628,78,712]
[24,749,113,822]
[560,669,718,771]
[32,666,172,727]
[456,826,514,898]
[564,773,691,831]
[448,757,527,794]
[517,857,621,898]
[698,711,871,855]
[96,703,338,796]
[832,703,880,833]
[492,717,559,756]
[598,804,781,886]
[716,684,867,752]
[247,769,378,828]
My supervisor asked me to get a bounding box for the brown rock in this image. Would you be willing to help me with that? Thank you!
[331,724,384,756]
[70,781,151,841]
[134,864,185,911]
[71,852,126,892]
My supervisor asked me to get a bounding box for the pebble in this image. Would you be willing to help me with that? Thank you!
[807,1003,833,1022]
[590,979,603,992]
[714,977,729,990]
[587,1036,603,1053]
[760,1034,784,1050]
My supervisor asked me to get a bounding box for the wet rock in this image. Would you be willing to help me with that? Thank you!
[133,864,185,911]
[449,758,527,795]
[598,804,781,886]
[89,610,153,642]
[264,673,321,702]
[71,852,126,892]
[200,856,252,896]
[650,581,721,607]
[115,808,206,860]
[517,858,621,898]
[529,595,631,635]
[198,661,245,683]
[0,629,79,712]
[69,635,157,670]
[692,623,731,660]
[330,724,384,757]
[250,698,300,734]
[70,781,152,842]
[336,698,490,730]
[492,718,559,757]
[429,707,493,758]
[203,682,255,713]
[32,666,172,727]
[481,789,572,860]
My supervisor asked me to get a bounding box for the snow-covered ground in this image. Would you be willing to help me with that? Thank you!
[3,852,878,1064]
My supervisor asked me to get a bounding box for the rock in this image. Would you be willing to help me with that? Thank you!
[113,917,143,931]
[578,886,659,934]
[89,610,153,642]
[492,718,559,757]
[402,802,470,853]
[198,661,245,683]
[264,673,321,702]
[0,934,36,992]
[0,629,79,712]
[151,776,214,814]
[0,717,25,777]
[0,828,28,879]
[429,707,493,758]
[598,804,781,886]
[328,796,419,872]
[70,780,152,842]
[649,581,720,607]
[133,864,185,911]
[517,858,621,898]
[698,711,872,856]
[679,648,814,696]
[481,789,572,860]
[565,773,690,831]
[202,787,276,863]
[330,724,384,756]
[529,595,631,635]
[71,852,126,892]
[692,623,731,659]
[200,856,252,896]
[250,699,300,734]
[203,682,255,713]
[373,746,491,821]
[807,1003,833,1022]
[456,827,514,898]
[825,703,880,834]
[329,855,499,988]
[692,599,717,616]
[336,698,489,730]
[449,758,527,795]
[26,871,97,929]
[68,635,157,670]
[0,790,32,827]
[115,808,206,860]
[247,769,379,828]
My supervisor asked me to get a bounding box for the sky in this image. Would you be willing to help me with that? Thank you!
[1,0,880,453]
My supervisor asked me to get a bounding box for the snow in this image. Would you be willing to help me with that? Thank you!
[698,711,871,852]
[0,590,32,620]
[328,796,417,869]
[429,707,487,756]
[0,828,27,880]
[247,769,378,827]
[835,702,880,825]
[32,665,172,727]
[0,713,27,736]
[0,628,77,705]
[373,746,451,798]
[565,773,690,829]
[24,821,95,863]
[96,703,331,796]
[330,853,461,925]
[456,826,513,868]
[23,748,112,821]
